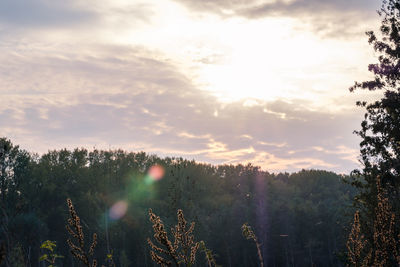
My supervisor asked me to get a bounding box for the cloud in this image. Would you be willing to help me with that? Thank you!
[0,0,98,29]
[0,0,371,173]
[174,0,381,38]
[175,0,378,16]
[0,41,364,173]
[239,0,378,17]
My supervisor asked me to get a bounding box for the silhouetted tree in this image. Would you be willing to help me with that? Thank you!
[349,0,400,263]
[0,138,31,266]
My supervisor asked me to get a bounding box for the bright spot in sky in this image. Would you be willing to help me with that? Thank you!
[109,200,128,220]
[109,1,373,106]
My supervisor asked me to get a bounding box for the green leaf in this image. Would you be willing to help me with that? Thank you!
[40,240,57,252]
[52,254,64,259]
[39,254,48,261]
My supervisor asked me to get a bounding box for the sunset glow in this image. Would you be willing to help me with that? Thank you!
[0,0,382,172]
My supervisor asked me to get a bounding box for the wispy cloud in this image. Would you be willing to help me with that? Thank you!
[174,0,378,18]
[173,0,380,38]
[0,41,363,173]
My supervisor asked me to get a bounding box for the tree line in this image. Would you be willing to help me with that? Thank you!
[0,137,356,266]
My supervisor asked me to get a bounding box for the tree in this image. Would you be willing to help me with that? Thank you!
[349,0,400,263]
[0,138,31,266]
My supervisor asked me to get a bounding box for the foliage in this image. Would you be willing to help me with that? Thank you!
[39,240,63,267]
[242,223,264,267]
[0,138,356,266]
[0,137,31,266]
[349,0,400,217]
[348,0,400,263]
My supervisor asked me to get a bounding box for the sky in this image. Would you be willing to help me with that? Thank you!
[0,0,384,173]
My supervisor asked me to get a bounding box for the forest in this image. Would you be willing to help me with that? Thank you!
[3,0,400,266]
[0,137,356,266]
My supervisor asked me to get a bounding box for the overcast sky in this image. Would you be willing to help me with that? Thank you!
[0,0,384,173]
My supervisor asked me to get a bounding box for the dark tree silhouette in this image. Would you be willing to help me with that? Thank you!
[349,0,400,263]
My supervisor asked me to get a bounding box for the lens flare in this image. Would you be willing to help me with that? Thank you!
[109,200,128,220]
[149,165,165,180]
[145,165,165,184]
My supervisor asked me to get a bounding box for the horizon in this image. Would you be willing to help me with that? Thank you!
[4,137,352,175]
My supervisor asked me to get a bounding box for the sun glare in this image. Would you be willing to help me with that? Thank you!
[193,19,335,102]
[105,0,373,107]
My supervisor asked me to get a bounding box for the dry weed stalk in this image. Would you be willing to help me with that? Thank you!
[199,241,220,267]
[147,209,199,267]
[346,211,370,267]
[372,180,397,266]
[241,223,264,267]
[66,198,98,267]
[347,179,400,266]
